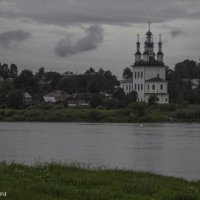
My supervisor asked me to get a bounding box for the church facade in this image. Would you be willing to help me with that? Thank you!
[120,24,169,104]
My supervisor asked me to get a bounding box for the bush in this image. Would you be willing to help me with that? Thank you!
[6,89,23,109]
[90,94,103,108]
[103,98,125,109]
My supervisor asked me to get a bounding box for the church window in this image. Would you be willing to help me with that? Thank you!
[152,84,155,90]
[160,84,163,90]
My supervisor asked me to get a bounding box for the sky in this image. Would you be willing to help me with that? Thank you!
[0,0,200,78]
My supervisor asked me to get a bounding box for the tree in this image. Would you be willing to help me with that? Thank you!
[7,89,23,109]
[45,72,61,89]
[113,88,125,100]
[125,91,138,104]
[174,60,200,79]
[15,70,38,94]
[36,67,45,79]
[123,67,132,79]
[90,94,103,108]
[9,64,18,79]
[0,63,9,79]
[87,79,100,93]
[0,80,14,95]
[148,95,159,105]
[85,68,95,75]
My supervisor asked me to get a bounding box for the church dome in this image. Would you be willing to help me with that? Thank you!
[135,51,141,55]
[146,30,153,36]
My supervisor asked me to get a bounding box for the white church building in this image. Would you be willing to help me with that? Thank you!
[120,24,169,104]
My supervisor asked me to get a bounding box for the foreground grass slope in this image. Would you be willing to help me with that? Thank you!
[0,163,200,200]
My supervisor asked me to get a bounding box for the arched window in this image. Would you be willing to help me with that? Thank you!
[152,84,155,90]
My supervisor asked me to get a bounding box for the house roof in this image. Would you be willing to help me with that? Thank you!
[120,78,133,84]
[24,92,32,98]
[45,90,71,98]
[43,96,56,103]
[68,92,92,100]
[134,59,165,67]
[145,77,166,82]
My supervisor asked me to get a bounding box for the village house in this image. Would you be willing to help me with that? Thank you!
[67,92,92,106]
[43,90,71,103]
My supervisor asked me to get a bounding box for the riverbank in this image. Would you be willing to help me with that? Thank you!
[1,103,200,122]
[0,162,199,200]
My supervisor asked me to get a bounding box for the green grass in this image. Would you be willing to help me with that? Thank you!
[1,103,200,122]
[0,162,200,200]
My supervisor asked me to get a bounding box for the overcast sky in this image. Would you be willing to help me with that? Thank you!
[0,0,200,77]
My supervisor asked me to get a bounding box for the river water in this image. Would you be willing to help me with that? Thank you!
[0,122,200,180]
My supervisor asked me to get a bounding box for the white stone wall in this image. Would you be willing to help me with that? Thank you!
[120,82,133,94]
[145,94,169,104]
[132,65,168,103]
[132,66,145,101]
[145,82,167,94]
[144,66,166,80]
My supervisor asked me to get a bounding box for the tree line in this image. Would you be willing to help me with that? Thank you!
[1,59,200,109]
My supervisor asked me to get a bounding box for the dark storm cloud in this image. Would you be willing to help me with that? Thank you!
[171,28,184,38]
[54,25,104,57]
[0,29,32,48]
[0,0,199,26]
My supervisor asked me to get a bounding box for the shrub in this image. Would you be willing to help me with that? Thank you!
[6,89,23,109]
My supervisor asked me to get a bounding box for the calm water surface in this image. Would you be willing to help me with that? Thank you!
[0,122,200,180]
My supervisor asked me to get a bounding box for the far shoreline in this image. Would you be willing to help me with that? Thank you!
[1,103,200,123]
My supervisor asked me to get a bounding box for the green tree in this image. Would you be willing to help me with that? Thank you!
[113,88,125,100]
[85,68,95,75]
[0,80,14,95]
[9,64,18,79]
[45,72,61,90]
[148,95,159,105]
[87,79,100,93]
[36,67,45,79]
[15,70,38,94]
[123,67,132,79]
[7,89,23,109]
[0,63,9,79]
[125,91,138,104]
[90,94,103,108]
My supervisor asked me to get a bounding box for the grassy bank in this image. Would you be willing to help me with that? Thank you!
[0,162,200,200]
[1,103,200,122]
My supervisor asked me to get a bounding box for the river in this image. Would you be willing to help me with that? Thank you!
[0,122,200,180]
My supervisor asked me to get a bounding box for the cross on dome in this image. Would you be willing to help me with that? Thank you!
[148,21,151,31]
